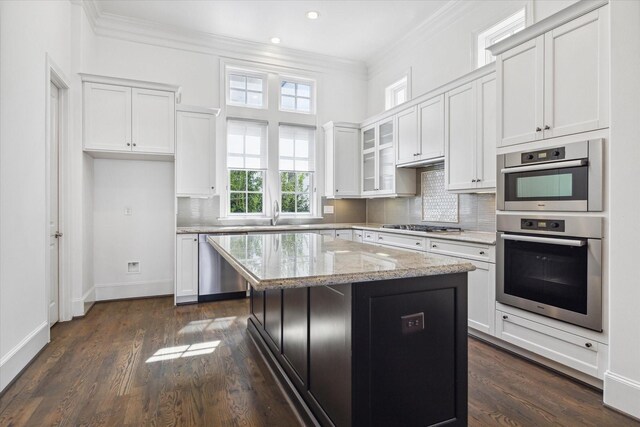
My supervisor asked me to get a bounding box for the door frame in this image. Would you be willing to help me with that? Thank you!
[45,54,71,331]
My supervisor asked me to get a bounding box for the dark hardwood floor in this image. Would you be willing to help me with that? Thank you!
[0,296,637,427]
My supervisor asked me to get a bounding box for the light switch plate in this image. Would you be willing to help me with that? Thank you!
[323,205,334,214]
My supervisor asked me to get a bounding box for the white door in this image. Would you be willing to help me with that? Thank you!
[334,127,360,196]
[132,88,175,154]
[49,82,61,326]
[396,106,419,165]
[445,82,477,191]
[543,7,609,139]
[83,82,132,151]
[476,73,497,190]
[176,111,216,197]
[418,94,445,161]
[497,36,544,147]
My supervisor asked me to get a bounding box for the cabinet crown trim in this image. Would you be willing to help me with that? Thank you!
[487,0,608,56]
[176,104,221,115]
[80,73,182,100]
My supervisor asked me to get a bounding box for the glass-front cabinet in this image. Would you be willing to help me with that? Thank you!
[361,117,415,197]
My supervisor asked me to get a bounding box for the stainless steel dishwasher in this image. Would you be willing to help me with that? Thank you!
[198,234,247,302]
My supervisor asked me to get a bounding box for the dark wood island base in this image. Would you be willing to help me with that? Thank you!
[248,274,469,427]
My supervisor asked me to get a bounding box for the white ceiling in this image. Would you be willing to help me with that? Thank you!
[94,0,450,62]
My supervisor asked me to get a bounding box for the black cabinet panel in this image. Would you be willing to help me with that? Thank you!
[370,289,456,426]
[264,289,282,350]
[282,288,309,384]
[310,285,352,427]
[251,287,264,326]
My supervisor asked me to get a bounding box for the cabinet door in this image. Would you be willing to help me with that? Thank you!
[543,7,609,139]
[497,36,544,147]
[418,94,445,161]
[362,124,376,151]
[445,82,477,191]
[362,150,376,194]
[467,260,495,335]
[334,127,360,196]
[396,106,419,165]
[175,235,198,300]
[476,73,497,190]
[176,111,216,197]
[84,83,132,151]
[378,145,395,194]
[132,88,175,154]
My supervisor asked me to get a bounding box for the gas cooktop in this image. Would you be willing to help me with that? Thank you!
[382,224,462,233]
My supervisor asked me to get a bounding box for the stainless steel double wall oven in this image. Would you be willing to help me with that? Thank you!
[496,139,604,331]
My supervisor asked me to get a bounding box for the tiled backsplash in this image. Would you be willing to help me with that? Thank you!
[366,166,496,232]
[176,197,367,227]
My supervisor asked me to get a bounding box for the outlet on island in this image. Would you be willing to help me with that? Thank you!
[401,312,425,335]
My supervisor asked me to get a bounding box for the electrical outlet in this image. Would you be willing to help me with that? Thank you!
[127,261,140,274]
[323,205,334,214]
[401,312,425,335]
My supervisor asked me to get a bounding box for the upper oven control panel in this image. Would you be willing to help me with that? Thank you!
[521,219,566,232]
[521,147,566,164]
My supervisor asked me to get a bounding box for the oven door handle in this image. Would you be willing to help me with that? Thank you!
[500,159,587,174]
[501,234,587,247]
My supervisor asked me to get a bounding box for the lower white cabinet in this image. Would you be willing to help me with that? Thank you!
[467,260,495,335]
[314,229,336,238]
[352,229,364,242]
[176,106,219,197]
[335,229,353,240]
[376,232,427,252]
[495,310,608,379]
[176,234,198,304]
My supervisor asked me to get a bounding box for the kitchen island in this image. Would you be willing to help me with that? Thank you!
[207,232,475,427]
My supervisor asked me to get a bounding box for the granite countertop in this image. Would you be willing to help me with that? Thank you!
[178,223,496,245]
[207,233,475,291]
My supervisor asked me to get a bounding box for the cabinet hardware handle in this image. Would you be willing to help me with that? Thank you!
[471,179,477,182]
[133,143,137,147]
[585,342,593,348]
[193,238,197,241]
[336,189,339,192]
[536,127,542,132]
[503,315,508,320]
[476,178,481,182]
[544,125,550,130]
[378,236,383,240]
[415,242,421,246]
[127,143,131,146]
[432,244,437,248]
[479,251,485,255]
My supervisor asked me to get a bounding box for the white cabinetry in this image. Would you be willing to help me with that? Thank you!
[324,122,360,198]
[495,6,609,147]
[396,95,445,167]
[396,106,419,165]
[176,106,219,197]
[361,118,415,197]
[176,234,198,304]
[445,73,496,192]
[335,229,353,240]
[82,74,180,157]
[352,229,364,242]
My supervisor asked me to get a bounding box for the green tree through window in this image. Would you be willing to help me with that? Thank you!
[281,171,311,214]
[229,170,264,214]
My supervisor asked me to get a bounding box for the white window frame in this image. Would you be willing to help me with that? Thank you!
[228,169,267,216]
[278,124,316,216]
[280,171,314,215]
[279,76,315,114]
[225,67,268,109]
[384,72,411,110]
[476,8,528,68]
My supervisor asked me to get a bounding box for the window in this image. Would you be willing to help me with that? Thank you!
[227,70,266,108]
[227,120,268,215]
[279,125,315,214]
[477,9,526,68]
[280,79,314,113]
[385,75,408,110]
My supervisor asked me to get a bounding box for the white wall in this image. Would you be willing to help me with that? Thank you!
[366,0,578,116]
[93,160,175,300]
[604,0,640,419]
[0,0,72,391]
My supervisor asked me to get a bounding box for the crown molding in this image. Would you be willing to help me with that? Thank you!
[367,0,477,77]
[79,0,368,79]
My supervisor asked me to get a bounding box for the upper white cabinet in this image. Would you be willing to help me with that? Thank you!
[82,74,180,157]
[396,106,419,165]
[396,95,445,167]
[324,122,360,198]
[445,73,496,192]
[176,106,219,197]
[495,6,609,147]
[361,118,415,197]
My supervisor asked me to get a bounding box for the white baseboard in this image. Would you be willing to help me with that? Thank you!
[72,286,95,317]
[95,279,173,301]
[604,371,640,419]
[0,321,48,392]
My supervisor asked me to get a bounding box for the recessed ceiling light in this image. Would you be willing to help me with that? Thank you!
[270,37,281,44]
[306,11,319,20]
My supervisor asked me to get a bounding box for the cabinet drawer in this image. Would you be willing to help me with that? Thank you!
[335,229,353,241]
[363,230,378,243]
[428,238,494,262]
[352,229,364,242]
[376,232,426,251]
[496,310,607,378]
[313,229,336,238]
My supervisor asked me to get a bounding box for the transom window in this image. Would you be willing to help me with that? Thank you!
[279,125,315,214]
[227,120,268,215]
[477,9,526,68]
[280,79,313,113]
[385,75,408,110]
[227,71,266,108]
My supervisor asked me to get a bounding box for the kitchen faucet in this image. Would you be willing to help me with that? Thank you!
[271,200,280,226]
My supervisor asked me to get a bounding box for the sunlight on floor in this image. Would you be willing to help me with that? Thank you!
[146,340,221,363]
[178,316,238,334]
